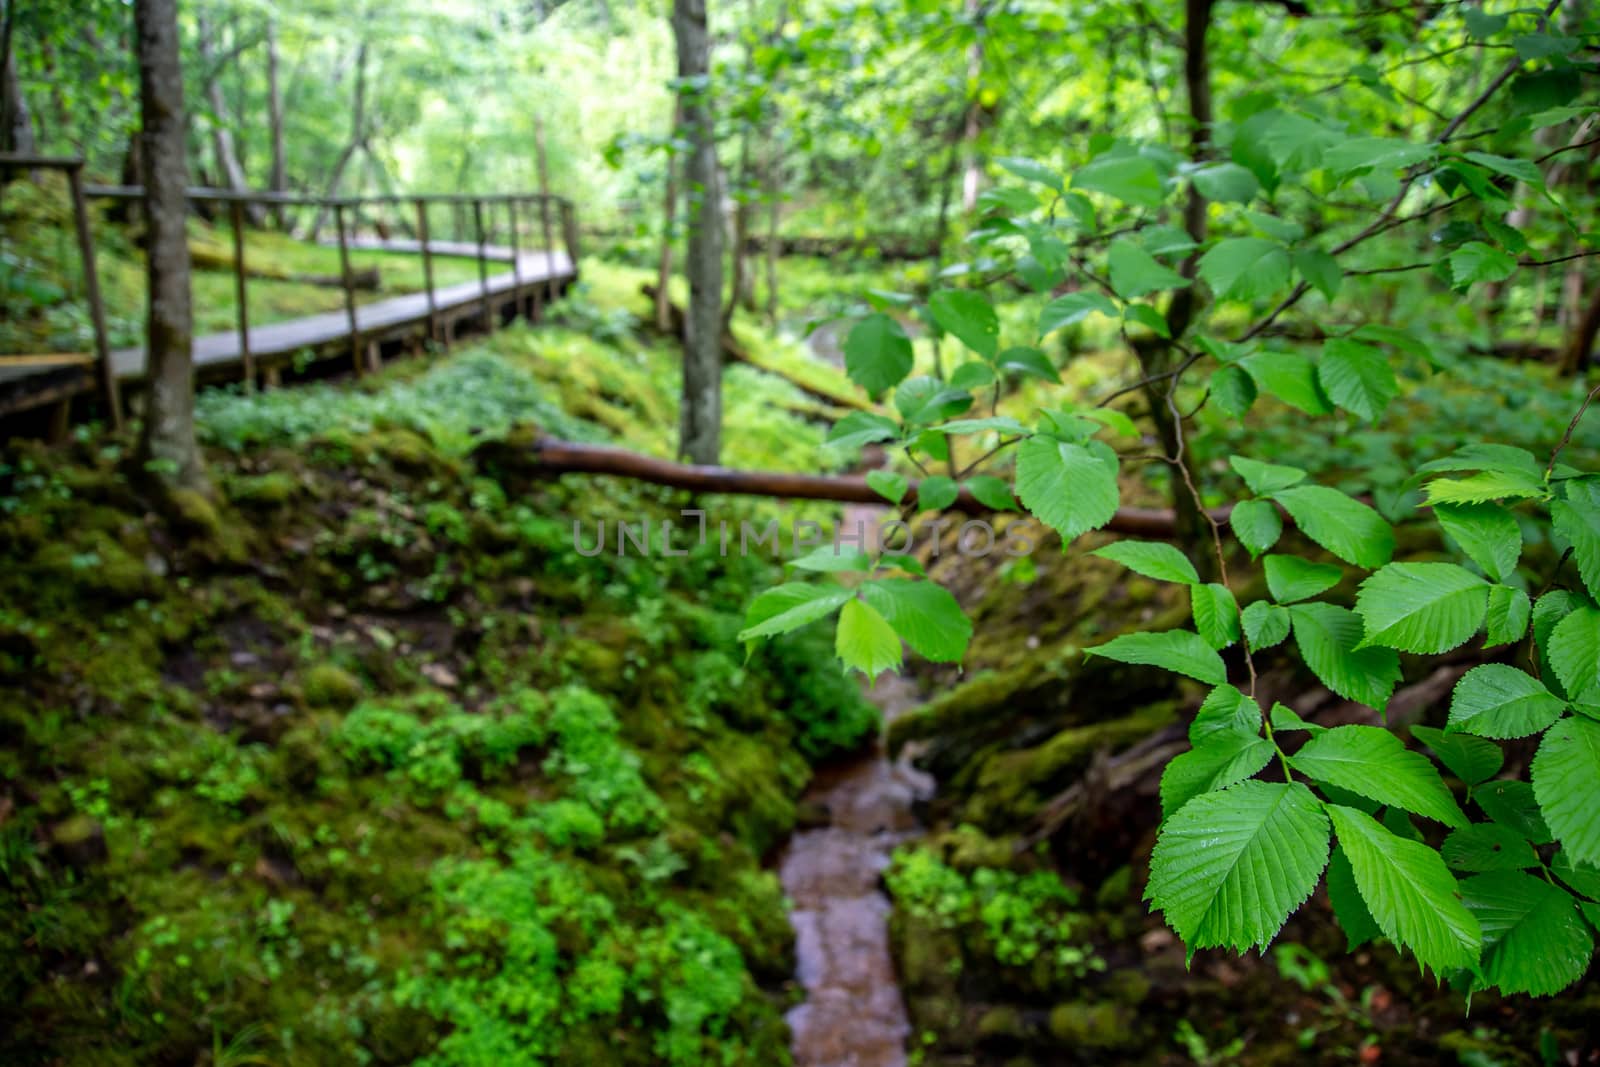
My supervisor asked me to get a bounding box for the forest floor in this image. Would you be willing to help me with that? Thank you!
[6,232,1600,1065]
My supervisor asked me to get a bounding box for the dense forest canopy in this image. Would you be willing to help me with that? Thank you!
[3,0,1600,1064]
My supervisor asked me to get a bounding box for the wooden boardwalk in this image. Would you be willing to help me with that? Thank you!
[0,240,576,418]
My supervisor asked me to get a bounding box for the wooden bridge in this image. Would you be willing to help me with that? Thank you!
[0,155,580,430]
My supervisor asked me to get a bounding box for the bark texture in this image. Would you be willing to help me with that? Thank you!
[672,0,723,465]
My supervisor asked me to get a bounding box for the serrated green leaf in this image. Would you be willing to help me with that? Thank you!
[996,345,1061,383]
[1190,684,1264,744]
[1271,702,1323,734]
[966,474,1018,512]
[866,469,908,505]
[1484,585,1532,649]
[1211,364,1257,418]
[1108,238,1190,299]
[928,290,1000,360]
[1355,562,1489,654]
[1448,242,1517,288]
[1317,339,1397,422]
[836,598,903,679]
[1199,237,1292,302]
[1434,503,1521,582]
[1321,136,1433,179]
[1289,602,1402,710]
[740,584,853,642]
[1326,805,1481,977]
[1242,601,1292,651]
[917,475,959,513]
[1294,247,1343,300]
[1074,153,1165,209]
[1425,469,1548,506]
[1441,824,1540,872]
[858,579,972,664]
[939,416,1030,436]
[1193,583,1241,650]
[788,546,873,573]
[1092,540,1200,584]
[1410,724,1504,786]
[1535,590,1584,699]
[843,313,915,395]
[1274,486,1396,569]
[1553,494,1600,603]
[1039,292,1119,336]
[1231,455,1307,495]
[1015,437,1120,542]
[1240,351,1334,415]
[1123,302,1171,338]
[1550,606,1600,705]
[895,376,974,424]
[1230,499,1282,557]
[1476,779,1554,844]
[1533,716,1600,867]
[1191,161,1261,203]
[826,411,901,450]
[1514,32,1580,60]
[1461,870,1593,996]
[1148,781,1331,956]
[1265,555,1342,604]
[997,156,1063,191]
[1087,629,1227,685]
[948,360,997,391]
[1290,725,1467,827]
[1553,850,1600,901]
[1327,844,1383,949]
[1447,664,1566,739]
[1160,733,1275,818]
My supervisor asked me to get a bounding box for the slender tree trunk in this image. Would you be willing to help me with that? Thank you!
[656,100,682,333]
[672,0,723,465]
[1561,282,1600,377]
[195,13,264,224]
[266,19,288,229]
[763,132,781,327]
[308,42,368,240]
[959,0,984,214]
[726,129,755,325]
[0,2,34,156]
[134,0,207,493]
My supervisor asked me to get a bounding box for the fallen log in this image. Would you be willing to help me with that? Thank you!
[189,240,381,290]
[739,232,937,262]
[505,436,1217,537]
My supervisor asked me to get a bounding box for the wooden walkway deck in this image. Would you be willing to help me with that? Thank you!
[0,240,577,419]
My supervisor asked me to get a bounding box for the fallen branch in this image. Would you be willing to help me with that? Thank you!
[505,436,1216,537]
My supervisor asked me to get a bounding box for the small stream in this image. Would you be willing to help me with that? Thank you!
[780,671,932,1067]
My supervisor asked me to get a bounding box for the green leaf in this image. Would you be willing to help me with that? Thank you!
[928,290,1000,360]
[1193,583,1241,650]
[1326,845,1383,949]
[1553,494,1600,602]
[1230,499,1282,557]
[1321,136,1433,179]
[1355,562,1489,654]
[1463,8,1508,37]
[1123,303,1171,338]
[1447,664,1566,739]
[939,416,1030,436]
[858,579,972,664]
[948,361,997,391]
[1535,590,1583,697]
[1265,555,1342,604]
[1191,161,1261,203]
[1211,364,1257,419]
[826,411,900,450]
[1552,850,1600,900]
[1199,237,1292,303]
[1230,455,1307,495]
[739,584,853,642]
[1461,870,1594,996]
[788,546,873,573]
[1441,824,1540,873]
[836,598,903,679]
[1410,724,1504,786]
[1160,732,1275,818]
[1108,238,1190,299]
[1317,339,1397,422]
[1533,716,1600,867]
[1242,601,1292,651]
[1549,606,1600,705]
[1476,779,1554,844]
[1087,630,1227,685]
[895,376,974,424]
[1239,351,1334,416]
[1290,725,1467,827]
[1434,503,1521,582]
[1447,242,1517,288]
[1073,153,1165,209]
[966,475,1018,512]
[1015,437,1120,542]
[843,313,915,395]
[1289,602,1402,711]
[1326,805,1481,977]
[1092,540,1200,584]
[1039,292,1119,336]
[1484,585,1533,649]
[1294,248,1343,301]
[996,345,1061,383]
[917,475,959,513]
[1462,151,1544,187]
[1147,781,1331,956]
[1190,684,1263,744]
[1273,486,1395,569]
[866,469,908,505]
[1514,33,1581,60]
[1424,470,1548,506]
[997,156,1063,191]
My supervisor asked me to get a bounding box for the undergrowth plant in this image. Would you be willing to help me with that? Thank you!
[740,6,1600,999]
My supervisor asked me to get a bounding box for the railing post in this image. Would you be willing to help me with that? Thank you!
[473,198,492,329]
[416,198,440,347]
[506,197,526,321]
[538,193,557,305]
[67,162,122,430]
[229,199,255,389]
[561,199,581,288]
[335,202,363,376]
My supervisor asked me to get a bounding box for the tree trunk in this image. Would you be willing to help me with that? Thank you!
[672,0,723,465]
[195,13,264,225]
[134,0,208,493]
[307,42,368,241]
[959,0,984,214]
[725,129,755,326]
[1560,282,1600,377]
[655,100,681,333]
[763,131,781,327]
[266,19,288,229]
[0,2,34,156]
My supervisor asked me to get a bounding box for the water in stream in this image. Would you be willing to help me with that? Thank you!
[780,671,932,1067]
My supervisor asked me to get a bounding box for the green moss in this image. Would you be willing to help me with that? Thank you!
[226,470,298,506]
[1046,1001,1134,1049]
[300,664,365,710]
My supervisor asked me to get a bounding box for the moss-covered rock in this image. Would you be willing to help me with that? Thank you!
[1046,1001,1134,1049]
